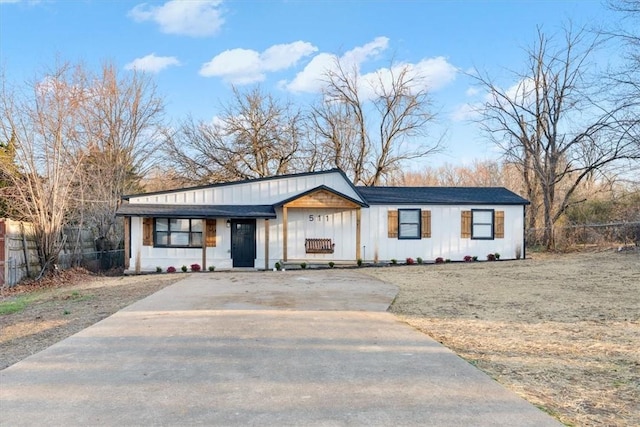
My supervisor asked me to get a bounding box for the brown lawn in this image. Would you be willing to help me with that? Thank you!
[364,249,640,427]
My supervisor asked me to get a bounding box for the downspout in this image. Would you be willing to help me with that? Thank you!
[523,205,527,260]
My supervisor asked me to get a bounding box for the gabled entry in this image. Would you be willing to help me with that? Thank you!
[231,219,256,267]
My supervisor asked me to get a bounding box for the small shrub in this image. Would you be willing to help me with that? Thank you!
[472,256,478,262]
[357,258,363,267]
[190,263,201,272]
[167,266,177,273]
[494,252,501,260]
[328,261,335,268]
[406,257,415,265]
[300,262,307,269]
[435,257,444,264]
[487,253,497,261]
[156,266,163,273]
[208,265,215,272]
[445,258,451,263]
[416,257,423,264]
[63,310,71,315]
[390,258,397,264]
[181,265,188,272]
[275,262,282,271]
[463,255,473,262]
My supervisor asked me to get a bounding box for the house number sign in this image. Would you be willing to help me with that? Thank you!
[308,215,331,222]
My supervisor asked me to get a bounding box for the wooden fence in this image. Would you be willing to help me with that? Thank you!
[1,219,124,287]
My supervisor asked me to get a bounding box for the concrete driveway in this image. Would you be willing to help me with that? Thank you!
[0,270,561,426]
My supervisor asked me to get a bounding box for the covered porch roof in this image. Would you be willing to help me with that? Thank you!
[116,204,277,219]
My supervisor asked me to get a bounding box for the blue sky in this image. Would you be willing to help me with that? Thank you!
[0,0,621,169]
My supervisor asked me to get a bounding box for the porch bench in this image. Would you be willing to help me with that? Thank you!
[305,238,335,254]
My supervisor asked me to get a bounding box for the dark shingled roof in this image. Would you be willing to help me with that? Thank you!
[356,186,530,205]
[116,204,277,218]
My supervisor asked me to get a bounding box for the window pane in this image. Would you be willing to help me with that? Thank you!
[156,232,168,246]
[191,232,202,247]
[191,219,203,232]
[399,209,419,223]
[473,224,493,238]
[171,232,189,246]
[156,218,168,231]
[170,219,190,232]
[473,211,492,223]
[400,223,419,238]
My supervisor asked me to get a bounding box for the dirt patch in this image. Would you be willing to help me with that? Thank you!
[0,270,183,370]
[364,249,640,427]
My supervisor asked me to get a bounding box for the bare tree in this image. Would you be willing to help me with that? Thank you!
[164,86,306,184]
[74,62,164,249]
[311,59,442,186]
[0,130,21,218]
[392,160,513,187]
[607,0,640,183]
[473,26,639,248]
[0,63,87,276]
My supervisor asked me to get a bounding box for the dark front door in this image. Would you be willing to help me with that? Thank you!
[231,219,256,268]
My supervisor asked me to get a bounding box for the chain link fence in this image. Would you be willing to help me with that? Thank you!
[527,222,640,250]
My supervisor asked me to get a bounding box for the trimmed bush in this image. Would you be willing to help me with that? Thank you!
[435,257,445,264]
[167,266,176,273]
[190,263,201,272]
[181,265,188,272]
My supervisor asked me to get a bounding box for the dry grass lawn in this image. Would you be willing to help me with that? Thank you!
[364,249,640,427]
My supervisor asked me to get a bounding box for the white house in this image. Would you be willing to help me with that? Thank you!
[116,169,530,272]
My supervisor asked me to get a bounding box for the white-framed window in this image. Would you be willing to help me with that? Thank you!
[398,209,421,239]
[154,218,203,247]
[471,209,494,240]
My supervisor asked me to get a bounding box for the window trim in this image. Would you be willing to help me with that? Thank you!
[471,209,494,240]
[398,208,422,240]
[153,218,203,248]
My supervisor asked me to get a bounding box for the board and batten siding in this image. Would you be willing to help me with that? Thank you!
[129,216,235,272]
[360,204,524,262]
[127,171,363,206]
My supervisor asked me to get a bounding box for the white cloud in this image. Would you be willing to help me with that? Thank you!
[261,41,318,71]
[341,36,389,68]
[451,102,482,122]
[125,53,181,73]
[199,41,317,84]
[465,87,479,97]
[284,38,457,97]
[504,77,536,104]
[284,52,335,93]
[284,38,390,94]
[128,0,224,37]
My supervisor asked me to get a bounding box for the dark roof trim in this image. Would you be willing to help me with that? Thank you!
[123,168,358,200]
[274,185,369,208]
[116,204,277,219]
[356,186,530,205]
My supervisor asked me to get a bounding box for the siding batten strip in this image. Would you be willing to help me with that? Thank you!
[264,219,269,270]
[283,207,288,262]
